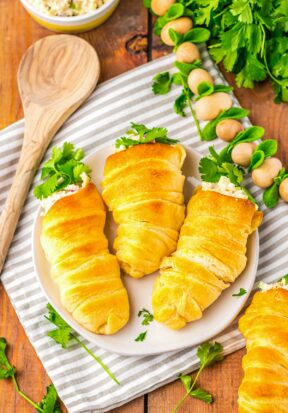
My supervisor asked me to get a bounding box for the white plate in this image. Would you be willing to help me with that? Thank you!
[32,144,259,356]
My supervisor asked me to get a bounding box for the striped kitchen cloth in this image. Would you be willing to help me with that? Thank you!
[0,47,287,413]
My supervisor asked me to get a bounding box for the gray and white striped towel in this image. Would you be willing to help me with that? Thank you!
[1,48,287,413]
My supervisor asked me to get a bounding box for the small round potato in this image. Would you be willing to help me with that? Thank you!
[231,142,257,167]
[216,119,244,142]
[279,178,288,202]
[194,93,233,121]
[187,68,213,94]
[252,157,282,188]
[176,42,200,64]
[151,0,176,16]
[161,18,193,46]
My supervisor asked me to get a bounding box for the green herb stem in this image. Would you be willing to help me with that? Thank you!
[172,367,203,413]
[186,93,203,140]
[12,375,44,413]
[73,335,120,385]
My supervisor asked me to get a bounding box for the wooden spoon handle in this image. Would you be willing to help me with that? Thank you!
[0,139,45,274]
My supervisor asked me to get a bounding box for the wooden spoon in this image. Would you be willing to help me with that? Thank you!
[0,35,100,274]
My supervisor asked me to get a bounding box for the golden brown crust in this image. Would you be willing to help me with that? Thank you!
[102,143,186,278]
[152,188,263,329]
[41,183,129,335]
[238,288,288,413]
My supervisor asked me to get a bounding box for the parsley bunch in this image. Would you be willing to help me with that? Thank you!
[115,123,179,149]
[145,0,288,103]
[0,337,62,412]
[45,304,120,385]
[34,142,91,199]
[173,342,224,412]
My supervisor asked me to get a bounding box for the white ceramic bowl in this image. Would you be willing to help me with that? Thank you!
[20,0,120,32]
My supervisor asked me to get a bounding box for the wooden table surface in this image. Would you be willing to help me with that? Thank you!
[0,1,287,412]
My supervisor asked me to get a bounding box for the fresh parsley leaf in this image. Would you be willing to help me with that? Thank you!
[138,309,154,326]
[232,288,247,297]
[190,388,213,404]
[152,72,173,95]
[45,304,120,385]
[179,373,192,392]
[0,338,15,379]
[174,90,189,117]
[197,342,224,369]
[37,384,62,413]
[34,142,91,200]
[45,304,73,348]
[135,331,147,342]
[199,157,221,183]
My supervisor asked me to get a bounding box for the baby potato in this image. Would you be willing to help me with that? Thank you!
[188,68,213,94]
[151,0,176,16]
[279,178,288,202]
[161,17,193,46]
[252,157,282,188]
[194,93,233,121]
[231,142,257,167]
[216,119,244,142]
[176,42,200,64]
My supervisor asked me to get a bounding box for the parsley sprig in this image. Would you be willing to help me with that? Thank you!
[0,337,62,412]
[173,342,224,412]
[34,142,91,199]
[45,304,120,385]
[199,146,257,205]
[115,123,179,149]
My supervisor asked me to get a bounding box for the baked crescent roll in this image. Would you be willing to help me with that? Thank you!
[41,183,129,335]
[102,143,186,278]
[238,284,288,413]
[152,182,263,329]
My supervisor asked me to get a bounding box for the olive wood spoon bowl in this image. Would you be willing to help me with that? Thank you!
[0,34,100,273]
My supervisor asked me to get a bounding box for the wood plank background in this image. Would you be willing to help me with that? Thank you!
[0,1,287,412]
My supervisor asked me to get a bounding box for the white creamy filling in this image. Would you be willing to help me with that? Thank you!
[259,279,288,292]
[202,176,248,200]
[41,173,90,215]
[28,0,106,16]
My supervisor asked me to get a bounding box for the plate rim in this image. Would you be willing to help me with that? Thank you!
[32,143,259,356]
